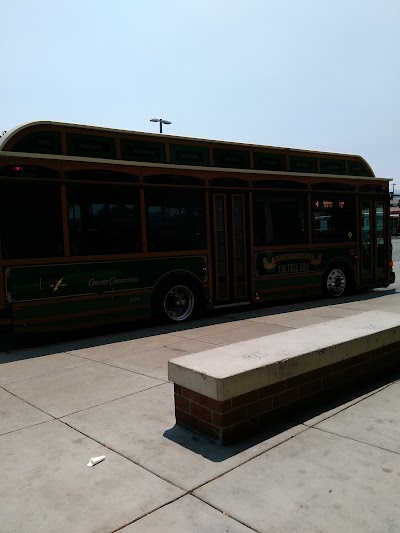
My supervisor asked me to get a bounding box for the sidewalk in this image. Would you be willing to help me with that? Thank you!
[1,287,400,532]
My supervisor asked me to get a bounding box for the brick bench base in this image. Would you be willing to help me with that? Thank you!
[174,341,400,445]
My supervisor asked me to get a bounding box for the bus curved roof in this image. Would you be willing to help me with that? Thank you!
[0,120,376,177]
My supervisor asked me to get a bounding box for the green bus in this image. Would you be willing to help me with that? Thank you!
[0,121,395,332]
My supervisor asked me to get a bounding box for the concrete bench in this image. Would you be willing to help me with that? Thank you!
[168,311,400,445]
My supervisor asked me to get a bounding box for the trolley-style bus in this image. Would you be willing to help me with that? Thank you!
[0,121,395,332]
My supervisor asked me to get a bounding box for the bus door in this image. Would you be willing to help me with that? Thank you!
[210,192,250,306]
[360,200,387,286]
[0,237,7,326]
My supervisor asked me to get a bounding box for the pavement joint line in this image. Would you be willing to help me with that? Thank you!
[64,347,162,358]
[0,357,95,386]
[1,380,169,420]
[106,494,211,533]
[62,338,220,358]
[170,321,259,340]
[1,345,170,385]
[0,418,54,439]
[244,319,294,329]
[190,493,260,533]
[63,351,171,382]
[49,330,190,353]
[173,324,252,340]
[50,380,170,419]
[167,338,227,347]
[2,331,189,358]
[59,417,187,492]
[0,383,57,419]
[184,425,312,495]
[310,425,400,457]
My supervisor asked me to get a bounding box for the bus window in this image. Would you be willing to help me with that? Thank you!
[146,189,206,252]
[362,215,370,232]
[312,194,356,243]
[253,192,307,246]
[67,186,141,255]
[0,183,64,259]
[391,217,400,237]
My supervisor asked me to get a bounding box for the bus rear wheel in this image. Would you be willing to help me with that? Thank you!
[324,267,348,298]
[154,282,197,322]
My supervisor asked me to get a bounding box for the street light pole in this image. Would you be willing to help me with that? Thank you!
[150,118,172,133]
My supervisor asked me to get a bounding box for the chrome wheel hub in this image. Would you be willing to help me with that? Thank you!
[326,268,346,297]
[164,285,194,321]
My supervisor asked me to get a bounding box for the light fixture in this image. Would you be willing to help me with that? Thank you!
[150,118,171,133]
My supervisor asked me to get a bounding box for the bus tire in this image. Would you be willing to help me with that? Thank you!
[153,280,199,323]
[323,265,354,298]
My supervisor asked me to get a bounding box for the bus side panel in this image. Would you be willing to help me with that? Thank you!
[0,266,12,327]
[11,291,153,332]
[6,255,208,332]
[254,247,357,302]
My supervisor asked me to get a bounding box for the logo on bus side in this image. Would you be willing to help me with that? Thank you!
[49,277,67,292]
[263,253,322,274]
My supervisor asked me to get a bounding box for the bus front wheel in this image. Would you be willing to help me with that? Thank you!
[154,282,197,322]
[324,267,349,298]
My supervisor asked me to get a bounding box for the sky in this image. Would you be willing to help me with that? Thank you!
[2,0,400,184]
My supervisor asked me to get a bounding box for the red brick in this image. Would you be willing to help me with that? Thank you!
[198,394,232,413]
[299,379,322,398]
[322,371,347,389]
[231,390,259,408]
[191,402,212,423]
[322,362,375,389]
[220,426,235,445]
[329,353,371,374]
[175,394,190,412]
[273,387,299,408]
[174,384,182,395]
[220,420,258,445]
[198,420,221,441]
[247,396,273,417]
[182,412,199,430]
[175,407,183,421]
[259,380,286,398]
[259,408,283,425]
[366,357,381,372]
[213,406,247,428]
[181,386,199,402]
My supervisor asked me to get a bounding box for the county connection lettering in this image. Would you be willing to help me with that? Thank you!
[89,276,139,287]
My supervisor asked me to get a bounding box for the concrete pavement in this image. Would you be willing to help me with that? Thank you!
[1,282,400,532]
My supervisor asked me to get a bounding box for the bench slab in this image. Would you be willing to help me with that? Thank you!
[168,311,400,444]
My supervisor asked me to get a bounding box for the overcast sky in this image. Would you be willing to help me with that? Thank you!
[2,0,399,183]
